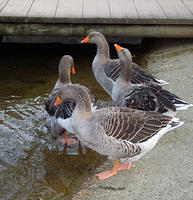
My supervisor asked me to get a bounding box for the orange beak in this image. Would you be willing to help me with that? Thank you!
[81,36,89,43]
[114,44,124,52]
[71,66,76,74]
[54,96,62,106]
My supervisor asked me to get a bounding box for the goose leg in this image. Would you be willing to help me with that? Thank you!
[64,131,69,144]
[95,159,120,180]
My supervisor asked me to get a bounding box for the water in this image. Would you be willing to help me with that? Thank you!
[0,42,143,199]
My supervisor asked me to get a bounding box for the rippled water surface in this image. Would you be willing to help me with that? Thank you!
[0,43,143,199]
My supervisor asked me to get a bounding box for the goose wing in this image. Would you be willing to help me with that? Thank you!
[45,89,59,116]
[104,59,121,82]
[131,63,161,84]
[55,100,75,119]
[124,84,177,113]
[45,88,75,119]
[99,107,171,143]
[104,60,164,85]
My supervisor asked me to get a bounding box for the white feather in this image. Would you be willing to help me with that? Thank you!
[155,78,168,85]
[175,104,193,111]
[91,103,97,112]
[57,104,97,133]
[57,117,74,133]
[162,110,176,117]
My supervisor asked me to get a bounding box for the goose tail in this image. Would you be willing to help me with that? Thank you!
[175,103,193,111]
[155,78,168,85]
[138,116,183,161]
[169,117,184,131]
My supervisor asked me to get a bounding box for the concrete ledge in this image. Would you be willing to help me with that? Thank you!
[0,23,193,39]
[0,16,193,25]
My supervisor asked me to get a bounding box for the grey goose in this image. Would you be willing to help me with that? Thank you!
[81,31,168,96]
[112,44,193,116]
[54,84,183,180]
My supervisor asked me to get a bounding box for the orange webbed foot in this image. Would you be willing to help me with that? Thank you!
[95,159,119,180]
[95,170,117,180]
[66,138,79,145]
[117,162,131,171]
[95,160,131,180]
[59,131,79,146]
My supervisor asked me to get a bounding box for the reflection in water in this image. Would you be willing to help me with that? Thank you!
[0,96,104,199]
[0,43,143,199]
[0,44,108,199]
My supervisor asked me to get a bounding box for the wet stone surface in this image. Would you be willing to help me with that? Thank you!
[72,39,193,200]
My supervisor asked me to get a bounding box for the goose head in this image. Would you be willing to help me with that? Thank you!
[81,31,106,44]
[114,44,132,68]
[81,31,110,58]
[54,84,92,115]
[114,44,133,83]
[58,55,76,84]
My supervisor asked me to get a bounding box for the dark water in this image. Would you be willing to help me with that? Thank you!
[0,42,144,199]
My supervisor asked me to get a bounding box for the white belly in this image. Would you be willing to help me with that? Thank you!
[57,117,75,133]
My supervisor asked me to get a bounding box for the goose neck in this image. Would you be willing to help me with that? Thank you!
[72,89,93,118]
[59,65,71,84]
[95,38,110,59]
[119,59,132,84]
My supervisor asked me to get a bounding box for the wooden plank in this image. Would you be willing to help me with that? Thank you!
[158,0,192,18]
[55,0,82,19]
[28,0,58,18]
[109,0,139,19]
[134,0,166,19]
[83,0,110,19]
[0,0,9,12]
[0,0,6,4]
[0,0,192,24]
[181,0,193,15]
[0,0,33,16]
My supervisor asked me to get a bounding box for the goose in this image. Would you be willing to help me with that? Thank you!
[112,44,192,116]
[54,84,183,180]
[45,55,96,145]
[81,31,168,96]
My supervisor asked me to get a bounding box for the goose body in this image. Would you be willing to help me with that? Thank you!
[81,31,168,96]
[55,84,183,180]
[112,44,192,116]
[45,55,76,141]
[45,55,96,143]
[45,87,76,139]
